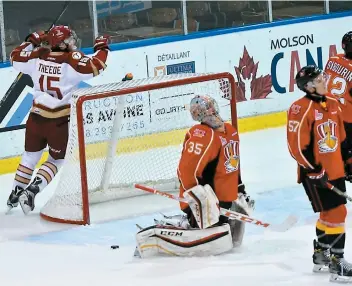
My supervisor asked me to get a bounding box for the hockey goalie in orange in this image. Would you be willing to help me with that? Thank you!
[135,94,255,258]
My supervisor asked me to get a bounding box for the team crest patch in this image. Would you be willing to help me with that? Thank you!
[219,136,227,146]
[315,109,323,120]
[72,52,82,60]
[290,104,301,115]
[224,140,239,173]
[317,119,338,153]
[193,128,206,138]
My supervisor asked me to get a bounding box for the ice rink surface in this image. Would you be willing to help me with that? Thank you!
[2,126,352,286]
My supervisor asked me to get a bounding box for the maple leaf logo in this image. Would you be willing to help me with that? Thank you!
[234,46,272,102]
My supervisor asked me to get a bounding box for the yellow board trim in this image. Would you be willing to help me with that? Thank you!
[0,111,287,175]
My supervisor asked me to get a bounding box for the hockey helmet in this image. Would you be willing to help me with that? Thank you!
[342,31,352,58]
[47,25,78,51]
[295,65,325,91]
[190,95,223,128]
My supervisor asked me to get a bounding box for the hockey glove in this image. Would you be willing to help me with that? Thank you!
[238,183,255,211]
[307,168,328,188]
[122,73,133,81]
[25,31,47,47]
[345,158,352,183]
[93,35,110,52]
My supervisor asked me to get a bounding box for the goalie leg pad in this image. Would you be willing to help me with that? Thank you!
[136,224,233,258]
[183,184,220,229]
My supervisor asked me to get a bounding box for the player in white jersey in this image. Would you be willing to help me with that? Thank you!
[7,25,109,214]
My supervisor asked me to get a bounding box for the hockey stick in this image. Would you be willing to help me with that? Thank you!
[134,184,298,232]
[0,1,71,124]
[327,182,352,202]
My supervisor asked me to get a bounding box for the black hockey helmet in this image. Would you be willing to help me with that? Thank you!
[295,65,323,91]
[342,31,352,58]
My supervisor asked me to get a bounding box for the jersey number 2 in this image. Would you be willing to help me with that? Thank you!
[328,76,347,96]
[39,75,63,99]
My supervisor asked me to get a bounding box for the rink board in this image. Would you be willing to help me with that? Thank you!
[0,111,286,174]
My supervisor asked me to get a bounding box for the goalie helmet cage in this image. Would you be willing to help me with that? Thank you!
[40,72,237,225]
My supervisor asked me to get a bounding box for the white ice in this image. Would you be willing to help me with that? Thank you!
[1,126,352,286]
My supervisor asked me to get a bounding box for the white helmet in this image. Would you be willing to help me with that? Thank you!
[190,95,223,128]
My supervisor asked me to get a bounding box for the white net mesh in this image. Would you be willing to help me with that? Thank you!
[40,73,234,223]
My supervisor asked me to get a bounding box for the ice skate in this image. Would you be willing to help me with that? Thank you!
[329,255,352,283]
[6,186,24,211]
[19,177,41,215]
[312,240,330,273]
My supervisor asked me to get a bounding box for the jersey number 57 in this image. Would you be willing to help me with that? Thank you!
[288,120,300,132]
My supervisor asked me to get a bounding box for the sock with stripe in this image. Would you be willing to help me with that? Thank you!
[35,156,63,192]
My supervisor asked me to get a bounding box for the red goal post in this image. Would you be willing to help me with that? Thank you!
[40,72,237,225]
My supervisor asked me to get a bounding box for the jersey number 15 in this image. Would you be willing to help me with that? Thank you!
[39,75,63,99]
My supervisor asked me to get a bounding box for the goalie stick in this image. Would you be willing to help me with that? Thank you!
[0,1,71,124]
[134,184,298,232]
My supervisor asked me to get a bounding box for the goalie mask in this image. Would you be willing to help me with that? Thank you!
[47,25,78,52]
[190,95,223,129]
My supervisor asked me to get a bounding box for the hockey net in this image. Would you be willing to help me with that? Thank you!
[40,72,236,225]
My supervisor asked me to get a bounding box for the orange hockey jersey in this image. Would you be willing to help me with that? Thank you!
[177,122,240,209]
[287,94,346,182]
[325,54,352,123]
